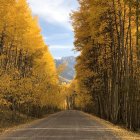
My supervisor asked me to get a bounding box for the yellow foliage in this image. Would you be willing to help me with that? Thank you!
[0,0,61,117]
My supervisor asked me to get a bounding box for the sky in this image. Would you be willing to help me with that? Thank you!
[27,0,79,58]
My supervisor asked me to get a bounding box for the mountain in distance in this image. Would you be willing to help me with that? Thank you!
[55,56,76,82]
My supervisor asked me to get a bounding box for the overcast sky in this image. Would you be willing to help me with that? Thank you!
[27,0,79,58]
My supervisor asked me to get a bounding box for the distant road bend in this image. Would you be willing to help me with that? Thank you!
[0,110,121,140]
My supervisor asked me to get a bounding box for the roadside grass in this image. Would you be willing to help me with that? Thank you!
[0,110,59,134]
[0,110,34,133]
[85,112,140,140]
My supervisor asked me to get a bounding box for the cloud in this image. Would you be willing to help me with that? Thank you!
[49,45,73,50]
[44,33,70,41]
[28,0,78,29]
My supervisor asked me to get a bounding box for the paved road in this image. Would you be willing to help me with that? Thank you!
[0,110,121,140]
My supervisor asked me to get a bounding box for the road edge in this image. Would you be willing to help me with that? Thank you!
[82,111,140,140]
[0,111,63,136]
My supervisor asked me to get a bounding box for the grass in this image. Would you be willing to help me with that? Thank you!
[85,112,140,140]
[0,110,34,133]
[0,109,58,134]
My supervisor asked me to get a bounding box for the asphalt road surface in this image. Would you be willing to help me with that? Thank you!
[0,110,121,140]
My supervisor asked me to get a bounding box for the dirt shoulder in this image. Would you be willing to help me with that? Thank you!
[84,112,140,140]
[0,111,58,135]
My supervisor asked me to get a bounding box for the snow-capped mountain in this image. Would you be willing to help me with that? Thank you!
[55,56,76,81]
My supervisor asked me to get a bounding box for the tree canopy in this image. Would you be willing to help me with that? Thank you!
[72,0,140,130]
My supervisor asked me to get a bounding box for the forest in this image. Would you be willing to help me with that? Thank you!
[0,0,67,128]
[0,0,140,133]
[71,0,140,131]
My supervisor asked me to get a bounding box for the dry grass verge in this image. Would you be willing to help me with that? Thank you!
[84,112,140,140]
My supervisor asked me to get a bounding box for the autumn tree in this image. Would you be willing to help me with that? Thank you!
[0,0,61,121]
[72,0,140,130]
